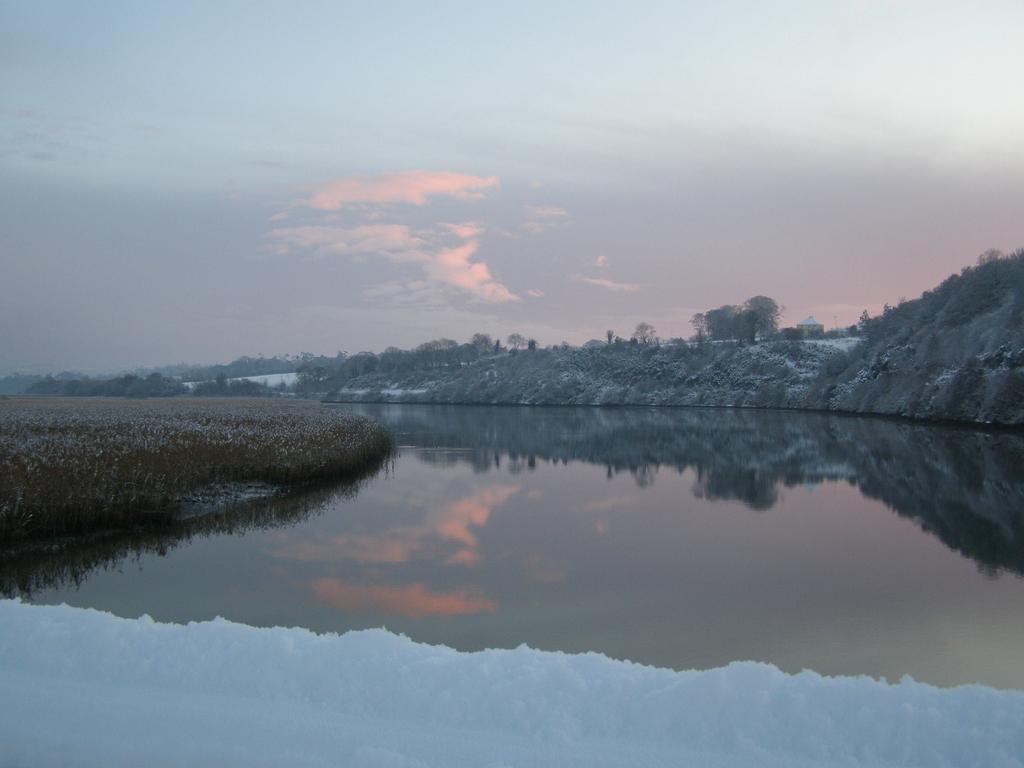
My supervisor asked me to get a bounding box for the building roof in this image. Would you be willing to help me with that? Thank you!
[797,316,823,327]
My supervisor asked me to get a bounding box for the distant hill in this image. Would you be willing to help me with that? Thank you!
[809,249,1024,423]
[0,374,46,395]
[10,251,1022,425]
[317,250,1024,426]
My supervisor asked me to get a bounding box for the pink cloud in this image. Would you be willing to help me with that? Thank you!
[434,485,518,565]
[268,171,515,303]
[443,222,484,240]
[269,223,516,302]
[428,241,519,302]
[527,288,545,298]
[595,254,608,268]
[308,171,498,210]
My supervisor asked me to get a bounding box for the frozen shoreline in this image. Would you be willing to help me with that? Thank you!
[2,600,1022,768]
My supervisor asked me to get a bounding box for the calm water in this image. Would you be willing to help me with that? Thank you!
[11,405,1024,688]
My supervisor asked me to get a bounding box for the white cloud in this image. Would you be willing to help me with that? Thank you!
[574,276,642,292]
[442,222,484,240]
[268,208,517,303]
[364,280,450,308]
[265,225,429,262]
[523,204,570,235]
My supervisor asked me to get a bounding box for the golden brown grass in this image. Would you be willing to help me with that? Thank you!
[0,397,392,542]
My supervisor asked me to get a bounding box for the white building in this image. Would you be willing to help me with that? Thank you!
[796,316,825,336]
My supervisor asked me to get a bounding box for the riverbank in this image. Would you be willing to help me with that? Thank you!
[318,336,1024,426]
[302,253,1024,426]
[0,398,393,543]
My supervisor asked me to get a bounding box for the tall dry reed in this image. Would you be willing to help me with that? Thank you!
[0,397,392,541]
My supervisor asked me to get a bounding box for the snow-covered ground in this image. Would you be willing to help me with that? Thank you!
[2,601,1022,768]
[800,337,863,351]
[183,371,299,389]
[236,371,299,387]
[332,387,430,398]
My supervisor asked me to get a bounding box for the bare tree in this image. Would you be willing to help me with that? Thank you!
[470,333,493,353]
[632,322,656,345]
[606,329,614,345]
[690,313,708,343]
[507,333,526,350]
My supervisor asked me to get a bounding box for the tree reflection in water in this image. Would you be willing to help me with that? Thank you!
[368,405,1024,576]
[1,460,389,597]
[4,405,1023,598]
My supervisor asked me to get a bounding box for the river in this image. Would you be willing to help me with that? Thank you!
[12,404,1024,688]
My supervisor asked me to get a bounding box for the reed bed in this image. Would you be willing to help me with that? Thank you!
[0,397,393,542]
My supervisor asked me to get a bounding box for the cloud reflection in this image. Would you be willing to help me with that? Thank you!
[272,484,519,567]
[310,577,496,617]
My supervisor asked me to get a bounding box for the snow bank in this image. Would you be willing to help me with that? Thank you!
[235,372,299,387]
[182,372,299,389]
[2,601,1022,768]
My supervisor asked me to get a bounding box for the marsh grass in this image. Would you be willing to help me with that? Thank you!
[0,397,393,542]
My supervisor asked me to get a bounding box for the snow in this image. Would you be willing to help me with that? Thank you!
[182,372,299,390]
[800,337,862,351]
[331,387,430,399]
[234,371,299,387]
[2,601,1022,768]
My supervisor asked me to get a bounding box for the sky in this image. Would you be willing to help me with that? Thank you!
[2,0,1023,373]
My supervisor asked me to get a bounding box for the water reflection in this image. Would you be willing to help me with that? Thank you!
[308,578,496,617]
[356,405,1024,576]
[0,463,386,597]
[10,405,1024,687]
[268,484,518,568]
[8,405,1024,592]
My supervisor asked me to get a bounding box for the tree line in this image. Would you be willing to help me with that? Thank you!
[24,372,283,398]
[690,296,782,343]
[26,373,188,398]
